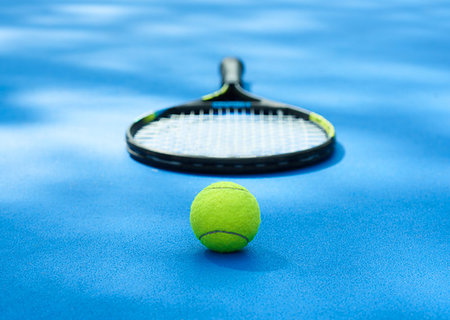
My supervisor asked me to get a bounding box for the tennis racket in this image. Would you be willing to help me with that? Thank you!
[126,57,335,174]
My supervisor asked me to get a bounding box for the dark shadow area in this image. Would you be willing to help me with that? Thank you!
[203,247,288,272]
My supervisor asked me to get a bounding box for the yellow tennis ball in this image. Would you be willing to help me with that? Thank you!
[190,181,261,253]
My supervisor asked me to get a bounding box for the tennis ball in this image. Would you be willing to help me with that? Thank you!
[190,181,261,253]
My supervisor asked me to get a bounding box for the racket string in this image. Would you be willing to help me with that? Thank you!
[134,108,328,158]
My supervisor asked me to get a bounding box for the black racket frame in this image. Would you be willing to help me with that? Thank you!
[126,58,335,174]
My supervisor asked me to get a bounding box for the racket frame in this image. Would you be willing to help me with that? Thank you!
[126,82,335,174]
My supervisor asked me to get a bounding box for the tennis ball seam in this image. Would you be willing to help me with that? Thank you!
[199,230,249,243]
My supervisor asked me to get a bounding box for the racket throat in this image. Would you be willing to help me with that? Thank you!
[203,83,259,102]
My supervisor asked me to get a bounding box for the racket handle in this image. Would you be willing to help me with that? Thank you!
[220,57,244,86]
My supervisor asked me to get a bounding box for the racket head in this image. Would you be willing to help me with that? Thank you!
[126,58,335,174]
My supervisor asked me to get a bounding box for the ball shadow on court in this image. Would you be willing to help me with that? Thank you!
[203,247,288,272]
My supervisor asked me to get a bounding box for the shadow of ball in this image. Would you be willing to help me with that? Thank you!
[203,247,288,272]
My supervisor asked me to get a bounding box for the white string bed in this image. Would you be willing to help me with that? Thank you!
[134,108,327,158]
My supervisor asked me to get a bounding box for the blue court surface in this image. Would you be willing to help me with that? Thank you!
[1,1,449,319]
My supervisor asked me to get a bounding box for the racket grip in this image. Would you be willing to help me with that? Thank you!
[220,57,244,86]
